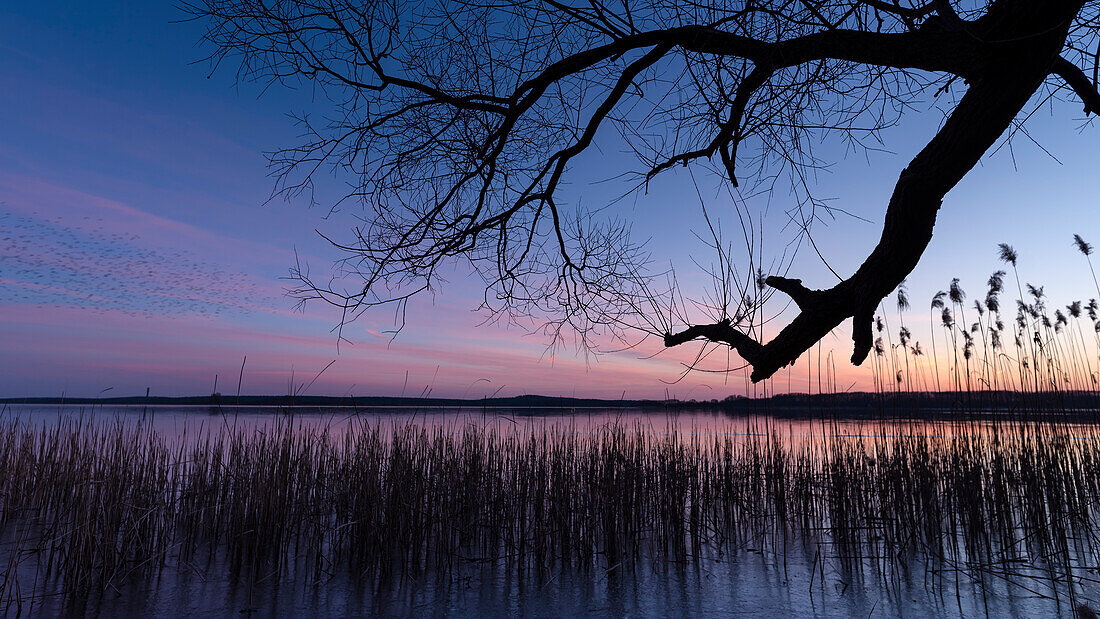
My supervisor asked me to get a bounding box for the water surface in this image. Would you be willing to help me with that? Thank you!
[3,404,1097,618]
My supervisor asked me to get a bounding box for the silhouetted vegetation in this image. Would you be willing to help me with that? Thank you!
[4,415,1100,614]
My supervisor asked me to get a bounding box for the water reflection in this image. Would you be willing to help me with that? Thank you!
[4,403,1095,447]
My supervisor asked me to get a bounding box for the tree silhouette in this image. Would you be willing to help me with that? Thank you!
[189,0,1100,382]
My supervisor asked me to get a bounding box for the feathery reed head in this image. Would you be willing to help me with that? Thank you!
[986,293,1000,314]
[1074,234,1093,256]
[896,281,910,311]
[931,290,946,309]
[949,278,965,304]
[987,270,1005,295]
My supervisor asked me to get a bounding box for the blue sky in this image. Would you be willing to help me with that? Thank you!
[2,2,1099,398]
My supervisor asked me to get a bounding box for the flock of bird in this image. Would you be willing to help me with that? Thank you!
[0,207,276,319]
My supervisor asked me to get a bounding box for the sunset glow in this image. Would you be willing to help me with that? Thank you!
[3,3,1099,400]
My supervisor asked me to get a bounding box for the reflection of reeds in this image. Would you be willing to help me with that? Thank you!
[3,415,1100,611]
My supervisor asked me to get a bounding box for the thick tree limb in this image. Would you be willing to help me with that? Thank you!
[1052,56,1100,115]
[664,320,764,362]
[665,7,1080,382]
[860,0,938,19]
[516,24,980,101]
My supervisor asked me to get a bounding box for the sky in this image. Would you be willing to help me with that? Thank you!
[2,2,1099,399]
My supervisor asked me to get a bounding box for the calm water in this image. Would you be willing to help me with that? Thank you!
[46,544,1074,618]
[0,402,1074,444]
[2,404,1097,617]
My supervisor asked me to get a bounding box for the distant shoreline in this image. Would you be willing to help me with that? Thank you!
[4,391,1100,418]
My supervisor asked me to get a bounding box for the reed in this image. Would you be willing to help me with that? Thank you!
[3,413,1100,612]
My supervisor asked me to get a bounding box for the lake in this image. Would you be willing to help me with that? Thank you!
[1,404,1098,617]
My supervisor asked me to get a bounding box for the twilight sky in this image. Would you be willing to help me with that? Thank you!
[2,2,1099,399]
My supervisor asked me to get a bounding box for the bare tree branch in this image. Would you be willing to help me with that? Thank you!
[1052,55,1100,115]
[187,0,1096,383]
